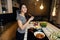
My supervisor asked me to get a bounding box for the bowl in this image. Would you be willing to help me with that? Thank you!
[40,22,47,27]
[34,31,45,39]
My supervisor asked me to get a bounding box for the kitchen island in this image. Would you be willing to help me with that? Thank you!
[1,22,18,40]
[24,21,60,40]
[0,21,60,40]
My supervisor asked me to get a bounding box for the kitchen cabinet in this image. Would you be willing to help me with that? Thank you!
[0,0,13,14]
[0,0,2,14]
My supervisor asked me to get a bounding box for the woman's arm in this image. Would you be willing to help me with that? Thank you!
[17,16,34,30]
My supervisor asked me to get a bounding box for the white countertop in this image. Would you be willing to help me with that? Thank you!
[24,22,60,40]
[42,22,60,40]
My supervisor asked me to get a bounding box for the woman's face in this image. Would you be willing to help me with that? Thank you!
[21,5,27,13]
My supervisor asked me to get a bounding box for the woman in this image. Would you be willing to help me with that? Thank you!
[16,4,34,40]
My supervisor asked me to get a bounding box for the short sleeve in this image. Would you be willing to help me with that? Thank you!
[16,13,20,20]
[16,10,20,20]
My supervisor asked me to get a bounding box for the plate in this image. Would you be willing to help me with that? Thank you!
[34,31,45,39]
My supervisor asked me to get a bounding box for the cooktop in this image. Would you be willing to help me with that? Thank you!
[27,28,49,40]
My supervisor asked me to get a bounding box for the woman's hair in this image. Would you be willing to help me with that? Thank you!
[20,3,27,10]
[16,3,26,14]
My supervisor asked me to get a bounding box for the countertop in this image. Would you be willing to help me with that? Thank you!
[0,21,60,40]
[24,21,60,40]
[0,22,16,35]
[1,22,18,40]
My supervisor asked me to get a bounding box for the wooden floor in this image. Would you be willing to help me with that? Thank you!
[1,22,18,40]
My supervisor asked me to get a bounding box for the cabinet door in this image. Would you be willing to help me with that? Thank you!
[0,0,13,14]
[7,0,13,13]
[0,0,2,14]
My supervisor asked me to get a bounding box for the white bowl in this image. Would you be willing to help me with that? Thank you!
[34,31,45,39]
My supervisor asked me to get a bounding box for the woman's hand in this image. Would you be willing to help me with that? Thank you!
[29,16,34,21]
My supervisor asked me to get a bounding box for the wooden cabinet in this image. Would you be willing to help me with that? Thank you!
[0,0,13,14]
[0,0,2,14]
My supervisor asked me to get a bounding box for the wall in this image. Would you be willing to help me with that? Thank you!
[12,1,19,8]
[20,0,52,16]
[50,0,60,25]
[56,7,60,24]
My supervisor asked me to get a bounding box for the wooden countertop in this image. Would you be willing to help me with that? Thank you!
[0,22,16,34]
[1,22,18,40]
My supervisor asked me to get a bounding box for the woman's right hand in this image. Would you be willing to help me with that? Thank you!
[29,16,34,21]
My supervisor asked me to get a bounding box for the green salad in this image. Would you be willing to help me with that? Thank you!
[40,22,47,27]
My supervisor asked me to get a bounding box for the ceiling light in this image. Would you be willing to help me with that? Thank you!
[36,0,39,2]
[40,4,44,10]
[52,7,56,16]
